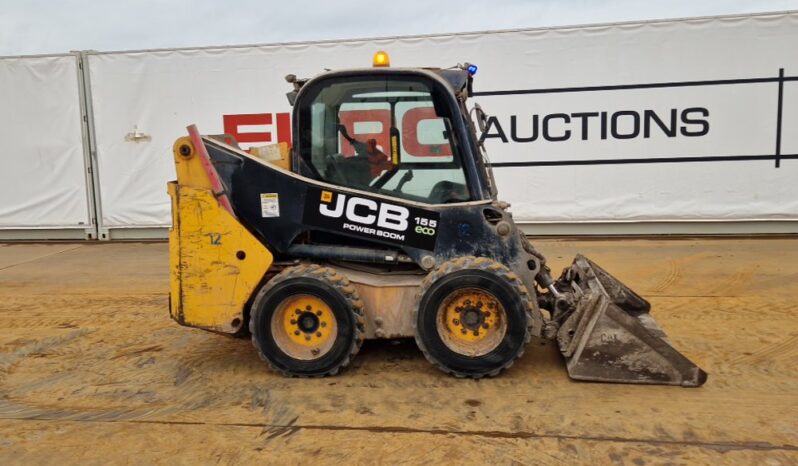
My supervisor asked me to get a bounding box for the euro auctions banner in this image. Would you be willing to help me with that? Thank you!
[87,12,798,228]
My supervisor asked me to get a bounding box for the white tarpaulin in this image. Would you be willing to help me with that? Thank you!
[0,55,91,229]
[86,11,798,229]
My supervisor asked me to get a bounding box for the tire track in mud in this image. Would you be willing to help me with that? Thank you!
[649,259,681,293]
[0,329,90,374]
[0,327,299,428]
[0,245,84,272]
[0,328,184,422]
[727,334,798,365]
[0,384,297,431]
[0,293,166,310]
[2,416,796,454]
[707,267,753,297]
[643,252,757,297]
[647,297,796,325]
[0,322,794,455]
[1,327,793,456]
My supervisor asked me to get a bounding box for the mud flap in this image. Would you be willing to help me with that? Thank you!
[556,255,707,387]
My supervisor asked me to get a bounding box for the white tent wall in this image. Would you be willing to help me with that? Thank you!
[64,12,798,237]
[0,54,94,239]
[475,12,798,233]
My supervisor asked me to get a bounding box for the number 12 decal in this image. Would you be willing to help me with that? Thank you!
[208,233,222,245]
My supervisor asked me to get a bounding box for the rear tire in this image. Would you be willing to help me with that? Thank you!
[250,264,365,377]
[414,257,533,378]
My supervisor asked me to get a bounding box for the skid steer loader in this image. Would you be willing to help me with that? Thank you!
[168,52,707,386]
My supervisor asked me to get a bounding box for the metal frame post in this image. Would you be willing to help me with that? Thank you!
[74,50,109,240]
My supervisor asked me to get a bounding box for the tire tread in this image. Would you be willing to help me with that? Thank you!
[249,264,364,377]
[413,256,534,378]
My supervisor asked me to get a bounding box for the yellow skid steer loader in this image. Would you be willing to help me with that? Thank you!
[168,52,706,385]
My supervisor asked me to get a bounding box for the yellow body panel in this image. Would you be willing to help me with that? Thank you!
[172,136,215,190]
[168,137,273,334]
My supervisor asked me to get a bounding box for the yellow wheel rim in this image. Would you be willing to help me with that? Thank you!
[436,288,507,357]
[270,294,338,360]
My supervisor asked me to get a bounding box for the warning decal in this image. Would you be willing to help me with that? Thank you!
[260,193,280,217]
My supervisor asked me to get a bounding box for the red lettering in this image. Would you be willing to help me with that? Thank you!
[402,107,452,157]
[221,109,450,158]
[223,113,272,144]
[222,112,292,148]
[275,112,292,147]
[338,110,391,158]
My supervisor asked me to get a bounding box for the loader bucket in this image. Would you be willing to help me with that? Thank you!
[555,255,707,387]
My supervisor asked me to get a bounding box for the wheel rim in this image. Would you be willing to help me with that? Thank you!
[435,287,507,357]
[270,294,338,360]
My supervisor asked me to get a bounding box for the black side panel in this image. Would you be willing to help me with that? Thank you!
[205,139,529,270]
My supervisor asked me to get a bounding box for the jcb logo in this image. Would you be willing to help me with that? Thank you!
[319,191,409,232]
[304,186,439,250]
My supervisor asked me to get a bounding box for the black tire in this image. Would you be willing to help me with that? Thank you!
[414,256,533,378]
[249,264,365,377]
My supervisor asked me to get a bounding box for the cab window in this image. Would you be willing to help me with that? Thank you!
[297,76,471,204]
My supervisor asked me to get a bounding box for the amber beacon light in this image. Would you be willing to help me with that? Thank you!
[372,51,390,67]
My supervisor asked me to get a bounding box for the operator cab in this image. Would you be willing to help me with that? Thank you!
[290,54,491,205]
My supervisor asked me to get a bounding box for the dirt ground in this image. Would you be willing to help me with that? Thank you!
[0,238,796,465]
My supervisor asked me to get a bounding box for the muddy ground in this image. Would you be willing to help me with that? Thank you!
[0,238,795,465]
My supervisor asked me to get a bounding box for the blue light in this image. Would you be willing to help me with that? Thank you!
[466,64,478,75]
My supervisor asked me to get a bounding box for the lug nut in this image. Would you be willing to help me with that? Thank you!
[482,323,489,329]
[295,309,301,315]
[473,330,480,336]
[294,330,300,335]
[316,332,322,337]
[321,322,327,327]
[304,335,311,341]
[306,305,312,310]
[316,310,322,316]
[453,319,460,325]
[477,301,483,308]
[290,319,297,324]
[461,329,468,334]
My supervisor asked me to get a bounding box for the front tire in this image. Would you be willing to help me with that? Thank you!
[250,264,364,377]
[414,257,533,378]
